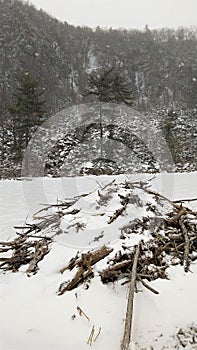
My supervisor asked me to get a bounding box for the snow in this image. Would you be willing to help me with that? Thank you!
[86,48,99,73]
[0,172,197,349]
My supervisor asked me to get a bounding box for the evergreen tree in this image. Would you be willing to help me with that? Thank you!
[86,67,133,106]
[9,72,46,161]
[85,67,133,160]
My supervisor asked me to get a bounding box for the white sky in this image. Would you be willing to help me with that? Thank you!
[28,0,197,30]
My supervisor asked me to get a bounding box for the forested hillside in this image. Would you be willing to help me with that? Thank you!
[0,0,196,176]
[1,0,197,113]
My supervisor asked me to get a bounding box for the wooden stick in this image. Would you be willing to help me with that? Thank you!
[87,325,95,346]
[120,242,141,350]
[108,206,126,224]
[173,197,197,203]
[94,326,102,342]
[101,179,116,190]
[137,277,159,295]
[135,187,181,209]
[15,232,52,240]
[179,220,190,272]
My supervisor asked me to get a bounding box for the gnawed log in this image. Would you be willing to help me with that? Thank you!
[60,245,113,273]
[58,267,94,295]
[58,245,113,294]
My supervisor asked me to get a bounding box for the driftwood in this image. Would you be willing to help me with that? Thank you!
[121,242,141,350]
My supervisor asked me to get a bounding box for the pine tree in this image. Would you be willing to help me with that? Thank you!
[86,67,133,160]
[86,67,133,106]
[9,72,46,161]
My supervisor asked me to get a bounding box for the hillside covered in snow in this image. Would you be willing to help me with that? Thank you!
[0,0,197,177]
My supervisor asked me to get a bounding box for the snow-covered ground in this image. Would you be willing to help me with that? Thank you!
[0,172,197,349]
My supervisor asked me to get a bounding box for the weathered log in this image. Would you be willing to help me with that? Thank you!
[100,260,132,283]
[120,242,141,350]
[179,220,190,272]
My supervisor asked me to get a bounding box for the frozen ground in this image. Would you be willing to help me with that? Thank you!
[0,172,197,349]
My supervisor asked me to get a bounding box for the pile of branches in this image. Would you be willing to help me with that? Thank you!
[0,225,52,275]
[0,180,196,291]
[57,195,197,295]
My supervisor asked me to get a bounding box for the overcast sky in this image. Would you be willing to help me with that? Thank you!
[29,0,197,30]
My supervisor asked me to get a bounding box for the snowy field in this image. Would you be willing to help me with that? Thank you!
[0,172,197,349]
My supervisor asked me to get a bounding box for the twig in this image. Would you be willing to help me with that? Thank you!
[121,242,141,350]
[137,276,159,295]
[34,199,77,216]
[15,232,52,240]
[101,179,116,190]
[87,325,95,346]
[77,306,90,321]
[173,198,197,203]
[94,326,102,342]
[108,206,126,224]
[136,187,181,209]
